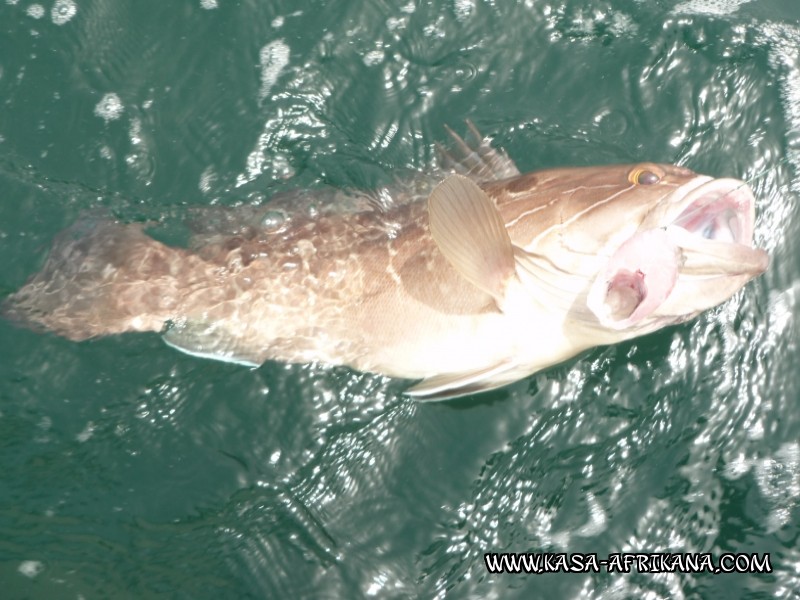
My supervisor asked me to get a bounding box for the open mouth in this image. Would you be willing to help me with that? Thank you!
[664,177,768,278]
[671,178,755,246]
[587,175,767,330]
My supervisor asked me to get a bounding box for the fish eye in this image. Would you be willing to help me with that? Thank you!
[628,166,662,185]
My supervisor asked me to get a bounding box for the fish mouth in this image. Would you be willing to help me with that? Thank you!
[670,178,755,246]
[587,176,768,331]
[664,177,769,277]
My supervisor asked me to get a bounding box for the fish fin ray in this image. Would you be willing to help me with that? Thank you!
[162,318,263,367]
[405,360,519,401]
[512,246,556,278]
[438,121,520,181]
[428,175,517,306]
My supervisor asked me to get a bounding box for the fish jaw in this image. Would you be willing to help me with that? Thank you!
[587,176,768,332]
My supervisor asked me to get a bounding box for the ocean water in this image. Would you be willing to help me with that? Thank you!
[0,1,798,598]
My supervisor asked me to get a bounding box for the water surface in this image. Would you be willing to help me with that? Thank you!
[1,1,798,598]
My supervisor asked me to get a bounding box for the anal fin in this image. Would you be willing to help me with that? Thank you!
[162,318,263,367]
[405,360,518,401]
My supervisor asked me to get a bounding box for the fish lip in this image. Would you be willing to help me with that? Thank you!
[668,177,757,246]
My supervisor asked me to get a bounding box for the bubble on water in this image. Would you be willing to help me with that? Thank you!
[51,0,77,25]
[94,92,124,122]
[261,209,288,232]
[18,561,44,578]
[272,16,284,28]
[26,4,45,18]
[200,0,217,9]
[259,40,290,100]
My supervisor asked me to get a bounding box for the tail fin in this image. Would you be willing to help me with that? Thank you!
[3,216,188,340]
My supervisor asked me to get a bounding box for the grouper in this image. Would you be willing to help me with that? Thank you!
[2,125,769,400]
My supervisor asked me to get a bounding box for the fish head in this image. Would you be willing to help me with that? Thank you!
[489,162,769,337]
[409,164,768,400]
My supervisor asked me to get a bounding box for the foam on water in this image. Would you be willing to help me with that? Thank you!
[94,92,124,122]
[18,561,44,578]
[26,3,44,19]
[51,0,77,25]
[259,40,290,101]
[674,0,754,16]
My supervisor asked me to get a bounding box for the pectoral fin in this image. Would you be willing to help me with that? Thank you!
[162,318,263,367]
[405,359,518,401]
[428,175,517,307]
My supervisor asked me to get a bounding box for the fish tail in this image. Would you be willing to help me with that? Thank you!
[3,216,188,340]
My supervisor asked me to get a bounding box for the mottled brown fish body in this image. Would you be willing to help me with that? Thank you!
[3,129,768,399]
[4,198,507,375]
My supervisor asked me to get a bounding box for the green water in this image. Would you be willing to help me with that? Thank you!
[1,1,798,598]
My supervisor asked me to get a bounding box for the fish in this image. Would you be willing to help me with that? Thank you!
[2,124,769,400]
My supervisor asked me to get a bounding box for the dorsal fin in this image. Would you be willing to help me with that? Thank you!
[428,175,517,307]
[438,120,520,181]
